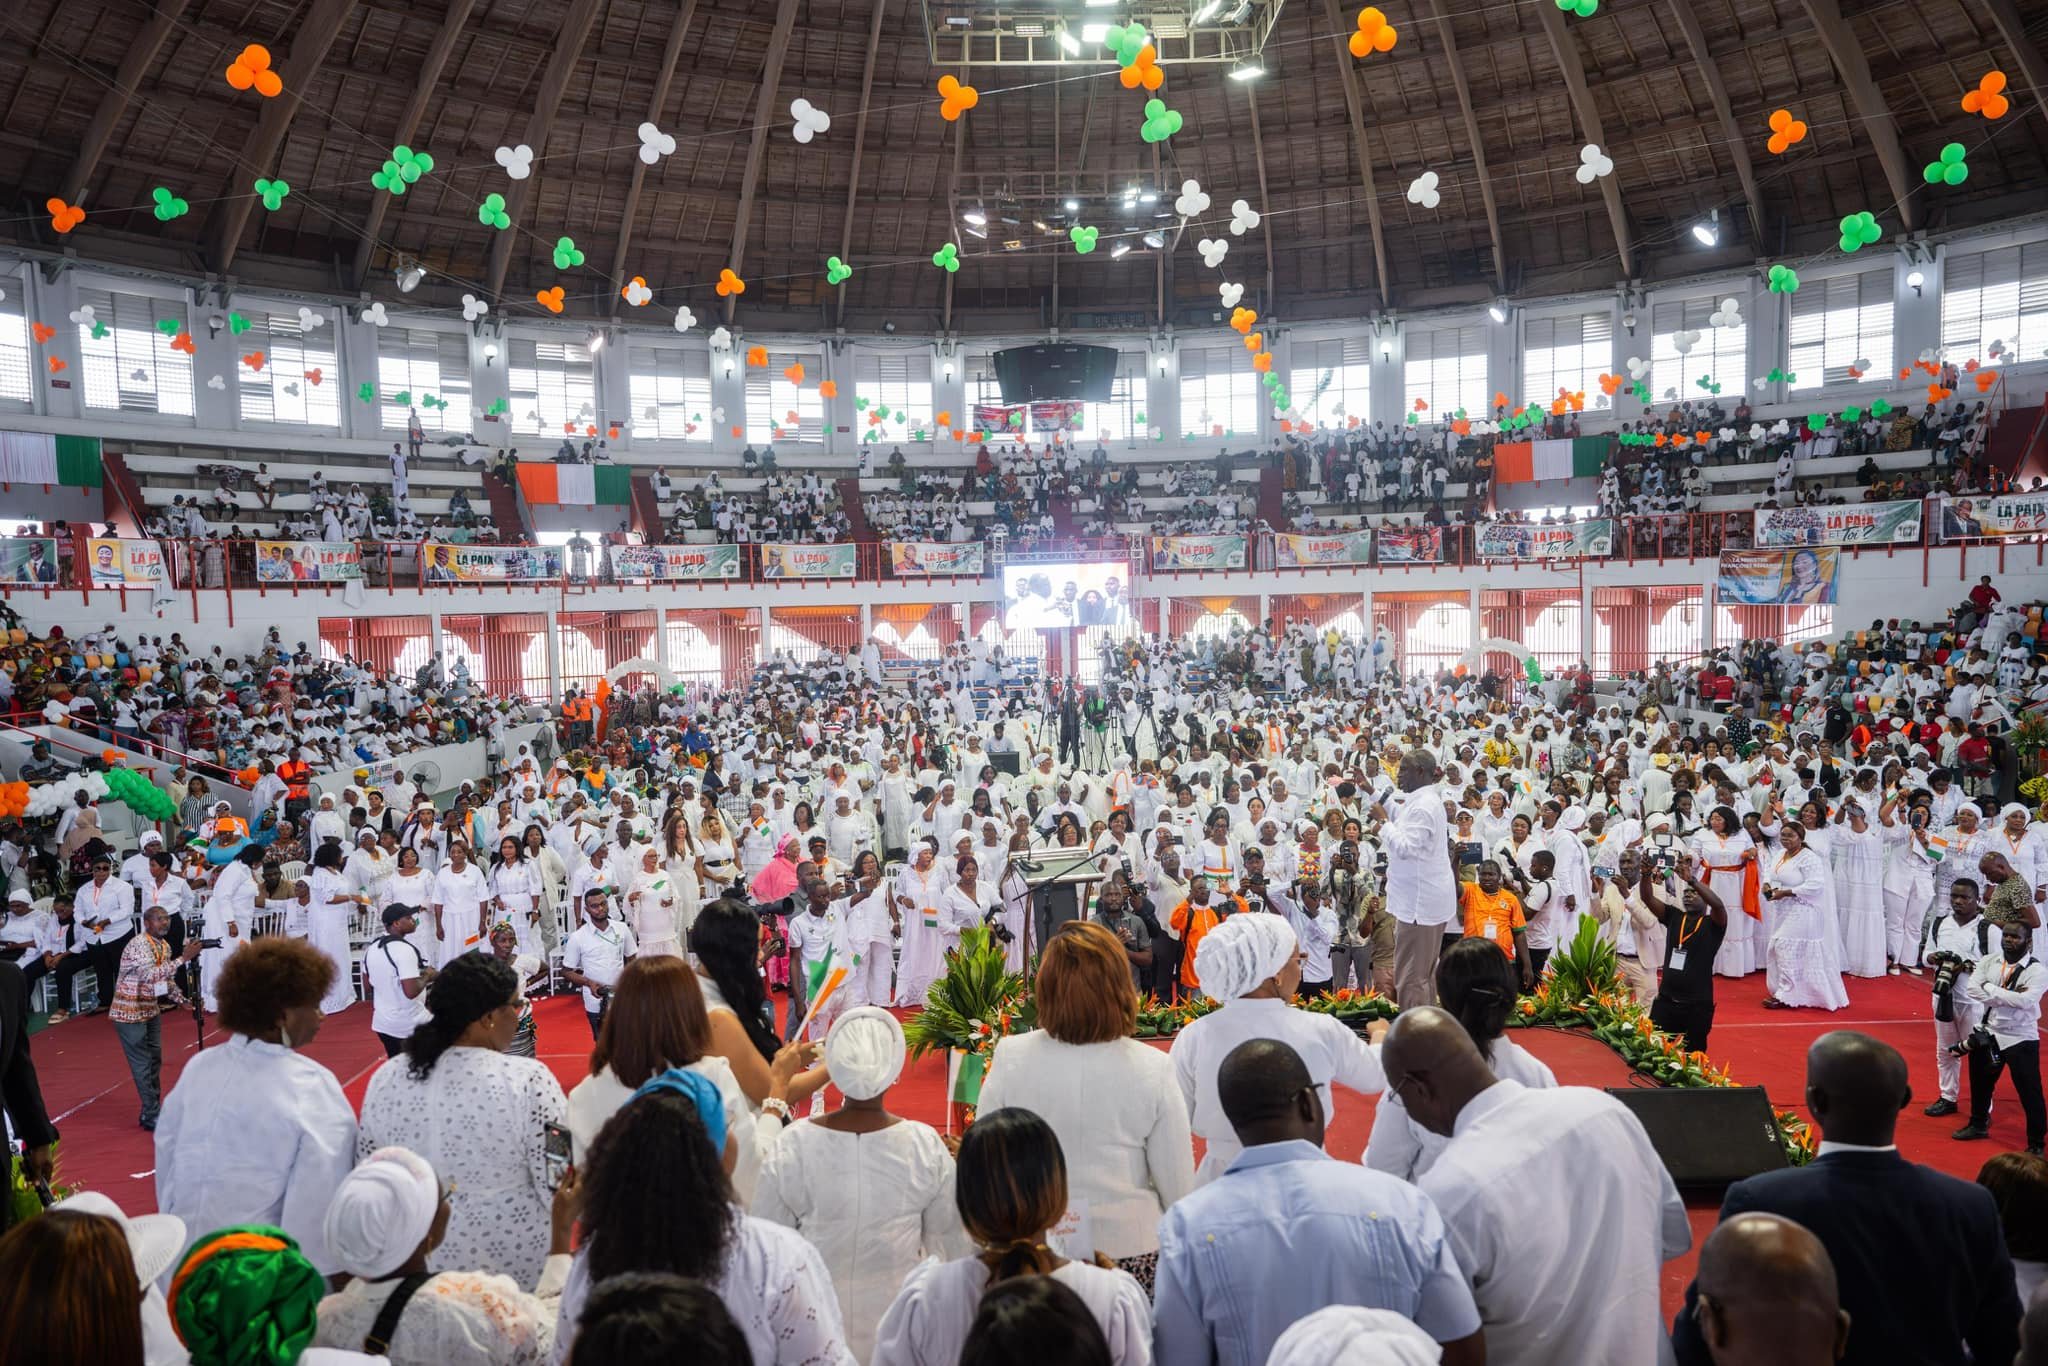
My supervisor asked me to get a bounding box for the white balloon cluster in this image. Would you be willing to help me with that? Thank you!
[25,772,110,819]
[1406,171,1441,209]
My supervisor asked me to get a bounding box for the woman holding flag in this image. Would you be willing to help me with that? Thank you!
[626,842,683,959]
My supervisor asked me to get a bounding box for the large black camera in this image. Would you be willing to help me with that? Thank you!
[1948,1025,1998,1059]
[1928,950,1968,1022]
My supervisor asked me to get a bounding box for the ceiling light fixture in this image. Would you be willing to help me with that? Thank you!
[1064,198,1080,212]
[1691,208,1720,247]
[588,330,604,352]
[1081,22,1109,41]
[962,209,986,226]
[964,225,988,239]
[1111,242,1132,258]
[1143,231,1165,248]
[1192,0,1221,19]
[1013,20,1045,36]
[1487,300,1508,324]
[1226,0,1252,22]
[1139,191,1158,204]
[395,259,424,293]
[1056,27,1081,53]
[1907,269,1926,295]
[1227,60,1264,81]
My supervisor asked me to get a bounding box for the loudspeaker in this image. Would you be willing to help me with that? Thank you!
[1603,1085,1788,1190]
[991,344,1119,403]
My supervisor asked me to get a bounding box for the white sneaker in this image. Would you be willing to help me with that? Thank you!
[1887,965,1901,975]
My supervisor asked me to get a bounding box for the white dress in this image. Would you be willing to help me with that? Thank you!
[1364,1036,1558,1182]
[871,1257,1152,1366]
[754,1120,969,1364]
[307,867,360,1015]
[1692,830,1758,977]
[355,1046,569,1289]
[386,868,440,962]
[1831,825,1889,976]
[1763,848,1851,1010]
[625,865,682,959]
[891,864,954,1007]
[494,860,544,956]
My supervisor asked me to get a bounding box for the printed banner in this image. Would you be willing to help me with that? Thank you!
[1718,548,1840,605]
[971,401,1085,434]
[760,543,858,579]
[1274,531,1373,568]
[889,541,987,575]
[254,540,364,583]
[607,543,741,581]
[0,538,59,585]
[1753,500,1923,547]
[1374,527,1443,564]
[1475,520,1615,560]
[1939,494,2048,540]
[422,542,565,583]
[86,538,166,586]
[1148,534,1247,571]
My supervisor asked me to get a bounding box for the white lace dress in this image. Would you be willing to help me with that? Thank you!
[1763,847,1851,1010]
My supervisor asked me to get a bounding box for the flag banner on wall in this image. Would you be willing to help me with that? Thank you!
[254,540,365,583]
[1490,437,1608,484]
[1274,531,1373,568]
[761,543,858,579]
[1718,548,1840,605]
[1374,527,1444,563]
[1149,535,1247,570]
[0,433,103,487]
[889,542,987,575]
[86,538,166,586]
[608,543,741,581]
[1475,520,1615,560]
[423,541,565,582]
[514,461,634,505]
[1753,500,1922,548]
[1936,494,2048,540]
[0,538,59,584]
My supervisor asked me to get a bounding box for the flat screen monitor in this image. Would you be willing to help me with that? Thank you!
[1002,562,1132,631]
[991,344,1119,403]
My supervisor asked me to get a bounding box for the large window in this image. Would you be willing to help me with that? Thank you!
[237,305,340,427]
[1943,242,2048,364]
[852,351,933,437]
[744,348,823,445]
[1179,344,1258,439]
[0,283,29,407]
[627,342,712,442]
[1404,324,1488,419]
[1649,296,1746,405]
[1523,311,1613,411]
[509,337,595,437]
[1789,269,1894,391]
[1288,337,1371,427]
[75,287,194,416]
[377,327,471,432]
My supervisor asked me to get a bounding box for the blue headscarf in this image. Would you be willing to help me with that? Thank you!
[630,1066,728,1156]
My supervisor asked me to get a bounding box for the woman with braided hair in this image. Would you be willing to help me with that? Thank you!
[356,952,567,1288]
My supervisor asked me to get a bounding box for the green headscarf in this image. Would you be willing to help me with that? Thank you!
[169,1224,323,1366]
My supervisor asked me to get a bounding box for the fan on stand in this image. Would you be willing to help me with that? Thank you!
[410,760,444,803]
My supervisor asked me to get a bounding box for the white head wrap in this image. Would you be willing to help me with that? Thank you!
[322,1146,441,1279]
[1265,1307,1443,1366]
[823,1006,907,1100]
[1193,911,1298,1001]
[2001,802,2032,826]
[1558,805,1588,833]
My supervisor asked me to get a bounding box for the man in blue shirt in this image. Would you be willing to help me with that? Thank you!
[1153,1038,1484,1366]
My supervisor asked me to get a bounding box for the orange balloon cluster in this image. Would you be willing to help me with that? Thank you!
[0,783,28,818]
[1962,71,2009,120]
[1349,6,1397,57]
[1413,398,1429,412]
[170,332,196,355]
[715,269,746,297]
[1765,109,1807,155]
[304,367,323,386]
[1229,307,1258,333]
[1242,331,1263,352]
[746,346,769,367]
[1927,383,1954,402]
[30,323,54,345]
[1450,418,1472,436]
[242,351,266,371]
[1119,45,1164,91]
[1975,369,2000,393]
[46,198,84,233]
[782,362,805,385]
[819,380,839,398]
[225,44,284,97]
[47,356,66,375]
[1597,372,1624,396]
[938,75,979,121]
[536,286,566,313]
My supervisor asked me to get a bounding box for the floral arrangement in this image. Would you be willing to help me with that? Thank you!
[902,927,1034,1060]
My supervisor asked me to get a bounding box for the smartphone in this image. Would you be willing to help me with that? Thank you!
[543,1121,572,1190]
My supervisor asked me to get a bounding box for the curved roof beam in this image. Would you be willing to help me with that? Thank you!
[60,0,191,206]
[832,0,892,329]
[605,0,702,319]
[1980,0,2048,142]
[485,0,607,301]
[1319,0,1391,308]
[1534,1,1633,278]
[1665,0,1766,249]
[349,0,480,291]
[723,0,805,325]
[1795,0,1918,231]
[1427,0,1507,293]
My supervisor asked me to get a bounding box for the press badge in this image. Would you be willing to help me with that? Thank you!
[1669,949,1688,970]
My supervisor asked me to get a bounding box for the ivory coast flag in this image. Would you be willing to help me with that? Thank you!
[514,461,634,505]
[796,950,849,1038]
[1492,437,1609,484]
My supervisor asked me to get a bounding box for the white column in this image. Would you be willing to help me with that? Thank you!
[1488,314,1519,417]
[1468,585,1481,650]
[594,331,630,450]
[543,609,562,702]
[1895,248,1944,370]
[429,610,444,672]
[1370,327,1403,431]
[1580,584,1596,670]
[931,350,967,466]
[30,270,85,422]
[1146,349,1177,446]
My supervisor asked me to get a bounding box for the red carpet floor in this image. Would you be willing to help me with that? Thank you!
[25,973,1985,1320]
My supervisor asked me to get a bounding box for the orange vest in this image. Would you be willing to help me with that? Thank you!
[277,759,309,799]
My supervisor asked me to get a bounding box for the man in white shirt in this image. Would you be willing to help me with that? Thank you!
[76,855,138,1009]
[562,887,637,1039]
[1955,920,2048,1152]
[1379,750,1456,1009]
[1382,1006,1690,1366]
[364,904,431,1056]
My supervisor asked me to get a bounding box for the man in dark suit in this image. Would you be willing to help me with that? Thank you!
[0,959,58,1236]
[1671,1031,2021,1366]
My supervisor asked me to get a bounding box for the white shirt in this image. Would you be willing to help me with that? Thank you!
[1968,953,2047,1048]
[365,933,430,1039]
[76,876,136,944]
[1384,790,1456,926]
[872,1257,1150,1366]
[154,1035,359,1274]
[1364,1037,1558,1182]
[1418,1081,1690,1366]
[1170,997,1385,1184]
[561,918,636,1011]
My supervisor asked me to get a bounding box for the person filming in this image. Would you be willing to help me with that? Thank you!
[1953,921,2048,1154]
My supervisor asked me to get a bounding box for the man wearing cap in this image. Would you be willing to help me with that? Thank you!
[366,905,434,1057]
[111,902,204,1129]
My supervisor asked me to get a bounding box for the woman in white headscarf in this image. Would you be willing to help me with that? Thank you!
[1544,804,1595,945]
[313,1146,576,1366]
[1265,1307,1444,1366]
[1165,912,1386,1185]
[754,1008,968,1363]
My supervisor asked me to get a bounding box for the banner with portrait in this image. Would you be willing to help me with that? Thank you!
[760,543,858,579]
[1938,494,2048,541]
[1753,500,1922,547]
[0,538,59,585]
[1474,520,1615,560]
[1274,531,1373,568]
[1148,535,1247,570]
[889,541,986,575]
[86,538,166,586]
[254,540,365,583]
[1718,548,1840,605]
[607,543,741,581]
[1374,527,1443,564]
[421,542,565,583]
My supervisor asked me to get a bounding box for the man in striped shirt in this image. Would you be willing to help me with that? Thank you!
[110,905,201,1131]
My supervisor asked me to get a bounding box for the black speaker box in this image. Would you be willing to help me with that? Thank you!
[1603,1084,1788,1190]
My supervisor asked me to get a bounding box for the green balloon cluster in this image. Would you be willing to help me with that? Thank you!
[1696,375,1721,394]
[826,256,852,284]
[151,187,189,222]
[390,389,412,406]
[854,397,868,410]
[931,243,960,272]
[1766,367,1796,384]
[553,236,586,269]
[1767,264,1800,294]
[154,318,180,337]
[1525,657,1544,684]
[1070,225,1099,254]
[1556,0,1596,14]
[1870,398,1893,418]
[1923,143,1968,186]
[1837,211,1881,253]
[371,145,434,196]
[478,193,511,230]
[1840,406,1863,423]
[487,398,509,416]
[356,382,375,402]
[253,178,290,210]
[104,767,176,821]
[1140,98,1183,143]
[1102,22,1150,65]
[227,312,252,335]
[88,320,108,339]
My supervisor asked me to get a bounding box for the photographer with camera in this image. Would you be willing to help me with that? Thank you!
[1923,877,1993,1118]
[1090,879,1153,990]
[1327,838,1393,995]
[110,903,203,1130]
[1954,920,2048,1154]
[1169,874,1249,999]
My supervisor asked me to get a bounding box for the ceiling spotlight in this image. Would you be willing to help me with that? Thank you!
[944,15,971,25]
[1081,22,1109,40]
[1056,27,1081,53]
[1084,0,1118,8]
[394,259,424,293]
[1227,60,1264,81]
[1012,20,1045,36]
[1033,219,1049,231]
[964,225,988,239]
[1226,0,1252,22]
[484,342,499,362]
[1193,0,1221,20]
[1139,191,1158,204]
[1111,243,1132,258]
[587,330,605,352]
[1907,269,1926,295]
[963,209,986,226]
[1064,198,1080,212]
[1691,208,1720,247]
[1487,300,1508,324]
[1143,231,1165,248]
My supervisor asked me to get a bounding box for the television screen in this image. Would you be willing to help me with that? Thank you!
[991,344,1119,403]
[1002,563,1132,631]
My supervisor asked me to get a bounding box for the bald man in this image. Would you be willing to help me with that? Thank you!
[1693,1213,1849,1365]
[1379,749,1457,1009]
[1671,1031,2020,1366]
[1382,1006,1688,1366]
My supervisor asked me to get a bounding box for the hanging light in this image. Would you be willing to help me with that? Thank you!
[1487,300,1508,324]
[1227,60,1264,81]
[394,258,424,293]
[1690,208,1720,247]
